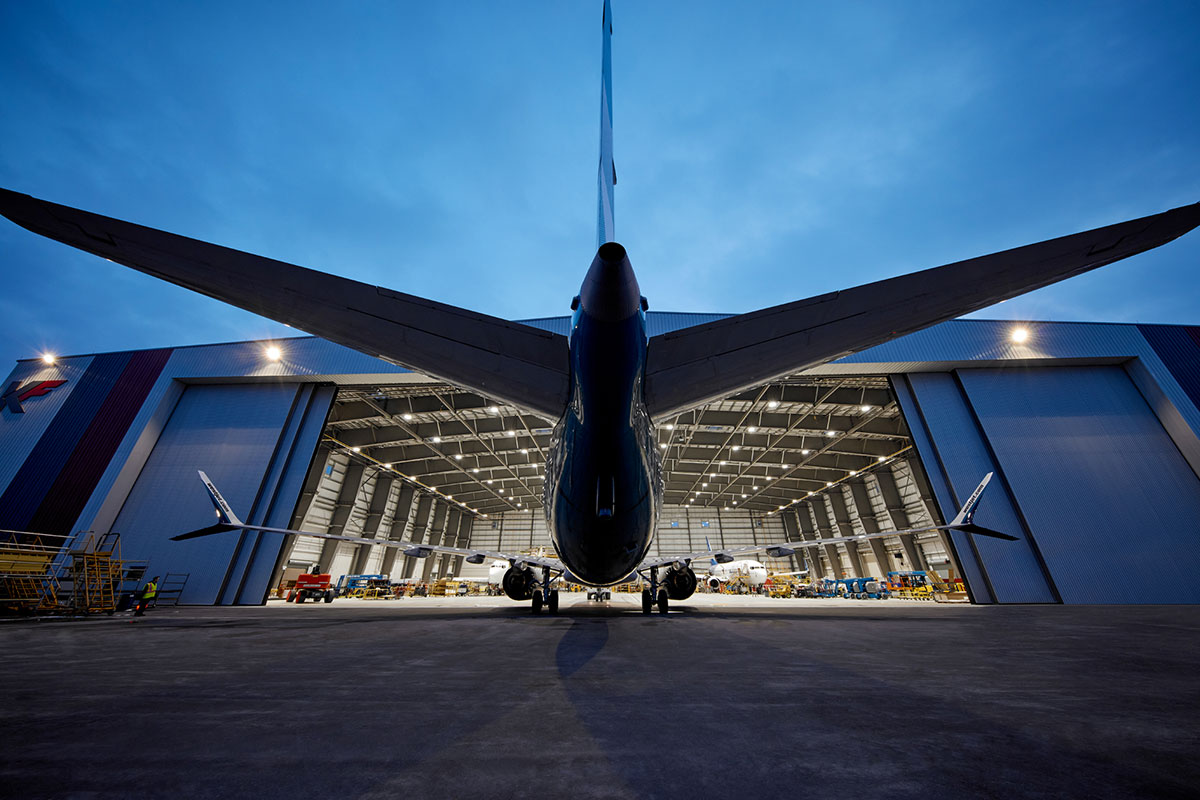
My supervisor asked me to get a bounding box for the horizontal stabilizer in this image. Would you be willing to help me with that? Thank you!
[0,188,570,420]
[644,202,1200,420]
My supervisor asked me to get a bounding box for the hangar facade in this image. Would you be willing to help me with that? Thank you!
[3,313,1199,605]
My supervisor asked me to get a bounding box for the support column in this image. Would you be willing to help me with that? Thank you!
[847,480,890,579]
[880,463,936,573]
[807,502,845,578]
[420,502,448,582]
[826,491,864,578]
[436,508,461,578]
[317,463,366,572]
[794,507,826,577]
[350,475,392,575]
[779,511,803,573]
[449,512,473,577]
[401,495,434,579]
[380,485,416,577]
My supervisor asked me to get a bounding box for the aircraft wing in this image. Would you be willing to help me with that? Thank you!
[0,189,570,421]
[172,471,564,571]
[640,473,1014,570]
[643,202,1200,421]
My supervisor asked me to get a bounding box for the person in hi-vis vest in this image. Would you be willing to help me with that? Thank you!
[134,576,159,617]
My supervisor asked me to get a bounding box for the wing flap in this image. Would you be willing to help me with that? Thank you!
[0,189,569,420]
[644,202,1200,420]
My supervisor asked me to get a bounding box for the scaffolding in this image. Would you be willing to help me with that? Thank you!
[0,530,147,616]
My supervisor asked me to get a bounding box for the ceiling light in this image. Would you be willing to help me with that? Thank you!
[41,353,56,365]
[351,446,361,453]
[877,456,886,462]
[264,345,282,362]
[719,460,727,466]
[801,449,811,456]
[747,426,757,433]
[752,485,759,491]
[861,405,872,413]
[660,443,668,449]
[765,477,772,481]
[383,463,392,469]
[506,430,516,437]
[521,448,528,455]
[486,480,493,485]
[825,430,836,437]
[665,423,674,430]
[767,400,780,409]
[1011,326,1029,344]
[826,481,833,487]
[447,495,453,500]
[702,483,708,488]
[732,445,741,452]
[732,501,738,506]
[710,473,716,479]
[781,464,788,469]
[454,454,463,461]
[849,470,857,476]
[472,467,480,473]
[402,413,413,421]
[741,493,747,498]
[431,436,441,443]
[489,405,500,414]
[499,488,505,493]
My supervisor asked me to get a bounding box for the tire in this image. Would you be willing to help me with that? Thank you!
[657,589,670,614]
[532,591,543,614]
[641,588,652,615]
[324,590,334,604]
[286,591,296,603]
[295,594,305,604]
[548,590,559,615]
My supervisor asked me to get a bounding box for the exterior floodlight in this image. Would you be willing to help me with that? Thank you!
[1011,326,1029,343]
[265,345,282,361]
[41,353,57,365]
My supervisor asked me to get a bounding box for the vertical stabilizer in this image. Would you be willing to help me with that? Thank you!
[597,0,615,246]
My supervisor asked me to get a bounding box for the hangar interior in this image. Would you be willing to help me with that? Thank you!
[280,376,957,594]
[4,316,1200,606]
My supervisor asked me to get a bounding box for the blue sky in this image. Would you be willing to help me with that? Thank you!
[2,1,1198,370]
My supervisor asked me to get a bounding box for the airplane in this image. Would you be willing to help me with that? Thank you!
[1,2,1198,615]
[698,537,769,591]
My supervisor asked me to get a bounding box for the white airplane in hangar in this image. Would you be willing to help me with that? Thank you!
[1,2,1197,615]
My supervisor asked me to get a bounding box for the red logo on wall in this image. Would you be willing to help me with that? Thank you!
[2,380,67,413]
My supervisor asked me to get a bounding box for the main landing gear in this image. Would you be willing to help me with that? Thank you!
[641,566,669,615]
[531,565,560,615]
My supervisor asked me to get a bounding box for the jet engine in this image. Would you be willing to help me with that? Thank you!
[706,575,722,591]
[502,566,537,601]
[663,565,697,600]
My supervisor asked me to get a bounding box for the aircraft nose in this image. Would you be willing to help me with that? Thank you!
[580,242,642,321]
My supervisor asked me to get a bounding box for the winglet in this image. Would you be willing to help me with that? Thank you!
[198,470,243,527]
[705,535,717,566]
[949,472,992,526]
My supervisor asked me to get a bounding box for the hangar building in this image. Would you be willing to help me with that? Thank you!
[3,313,1199,605]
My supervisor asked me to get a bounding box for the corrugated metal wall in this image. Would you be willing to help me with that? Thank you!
[109,382,335,604]
[897,365,1200,604]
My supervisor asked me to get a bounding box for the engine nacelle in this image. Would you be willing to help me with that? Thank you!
[502,566,537,601]
[663,566,697,600]
[706,576,722,591]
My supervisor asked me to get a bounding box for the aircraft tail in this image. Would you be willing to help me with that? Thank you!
[705,535,717,566]
[947,472,1018,540]
[597,0,615,247]
[198,470,243,526]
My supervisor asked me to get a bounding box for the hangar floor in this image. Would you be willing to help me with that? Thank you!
[3,600,1198,798]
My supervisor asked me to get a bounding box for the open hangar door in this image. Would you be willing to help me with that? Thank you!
[274,376,966,602]
[893,365,1200,604]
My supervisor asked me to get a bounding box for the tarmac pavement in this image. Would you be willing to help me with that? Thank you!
[1,594,1197,799]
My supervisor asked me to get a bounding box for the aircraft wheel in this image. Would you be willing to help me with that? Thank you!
[641,588,652,615]
[548,590,559,615]
[657,589,669,615]
[532,591,543,614]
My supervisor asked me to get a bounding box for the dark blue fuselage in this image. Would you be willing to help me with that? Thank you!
[543,243,663,585]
